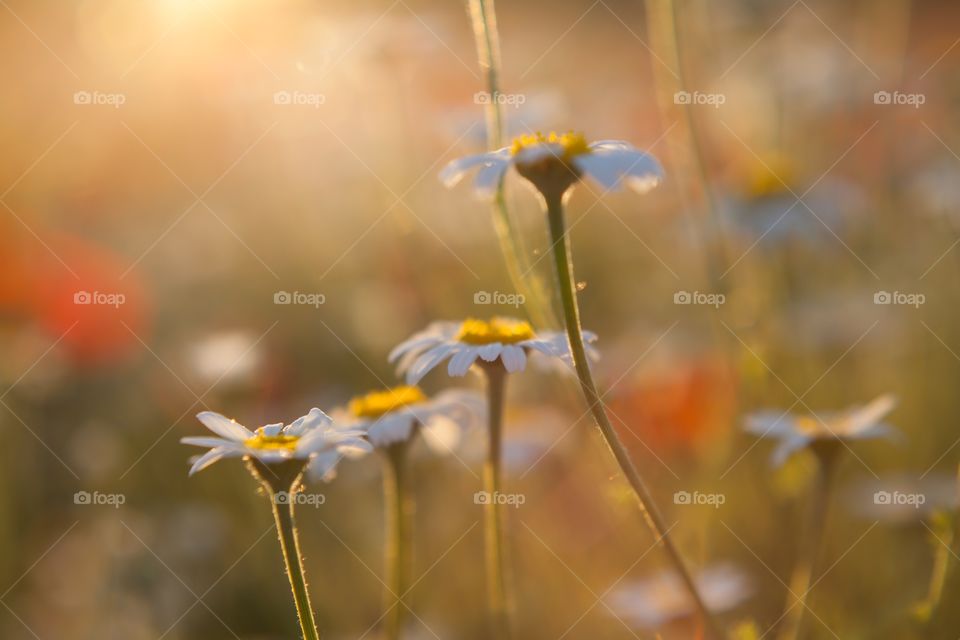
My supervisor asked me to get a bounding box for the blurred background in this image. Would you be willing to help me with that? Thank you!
[2,0,960,637]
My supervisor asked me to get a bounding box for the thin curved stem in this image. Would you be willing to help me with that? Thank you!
[468,0,558,330]
[777,454,836,640]
[482,365,512,638]
[544,191,725,640]
[382,445,414,640]
[271,494,322,640]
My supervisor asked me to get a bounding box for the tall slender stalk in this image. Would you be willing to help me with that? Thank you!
[468,0,558,330]
[271,492,322,640]
[382,444,414,640]
[777,449,838,640]
[482,365,512,638]
[544,191,724,640]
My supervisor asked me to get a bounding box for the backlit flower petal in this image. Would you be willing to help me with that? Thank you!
[196,411,254,441]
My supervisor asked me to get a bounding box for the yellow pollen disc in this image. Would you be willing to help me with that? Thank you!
[794,416,822,436]
[350,386,426,419]
[746,155,794,198]
[510,131,591,160]
[244,430,300,451]
[456,318,535,345]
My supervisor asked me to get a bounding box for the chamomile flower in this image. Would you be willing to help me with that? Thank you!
[744,394,898,467]
[389,317,596,384]
[181,408,371,476]
[332,385,483,449]
[440,131,663,199]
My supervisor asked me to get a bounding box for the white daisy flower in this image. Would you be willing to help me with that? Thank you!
[332,385,484,450]
[606,562,752,629]
[440,131,663,199]
[388,317,596,384]
[744,394,898,467]
[181,408,372,476]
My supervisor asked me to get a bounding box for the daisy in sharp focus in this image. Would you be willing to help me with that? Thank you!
[181,408,371,476]
[440,131,663,199]
[744,394,898,467]
[389,317,595,384]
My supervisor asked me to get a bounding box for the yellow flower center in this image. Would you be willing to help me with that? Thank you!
[244,429,300,451]
[746,156,794,198]
[510,131,591,160]
[456,318,535,345]
[795,416,822,436]
[350,386,426,419]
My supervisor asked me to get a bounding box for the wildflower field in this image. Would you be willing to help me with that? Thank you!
[2,0,960,638]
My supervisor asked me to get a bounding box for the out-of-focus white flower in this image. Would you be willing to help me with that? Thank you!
[744,394,898,467]
[181,408,370,476]
[187,330,261,384]
[388,317,595,384]
[606,563,751,629]
[440,131,663,198]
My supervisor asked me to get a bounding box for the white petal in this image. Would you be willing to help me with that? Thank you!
[574,148,663,194]
[406,343,457,384]
[770,435,811,467]
[308,451,342,483]
[439,149,508,188]
[500,345,527,373]
[447,346,481,377]
[196,412,254,441]
[368,414,416,447]
[743,411,798,438]
[189,447,239,476]
[287,408,333,436]
[837,394,898,437]
[478,343,503,361]
[472,158,512,199]
[388,323,451,363]
[421,416,463,453]
[261,423,284,437]
[181,436,244,449]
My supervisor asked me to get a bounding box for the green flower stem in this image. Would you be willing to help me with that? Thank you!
[482,364,512,639]
[777,449,838,640]
[382,444,414,640]
[468,0,558,330]
[270,491,322,640]
[544,191,724,640]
